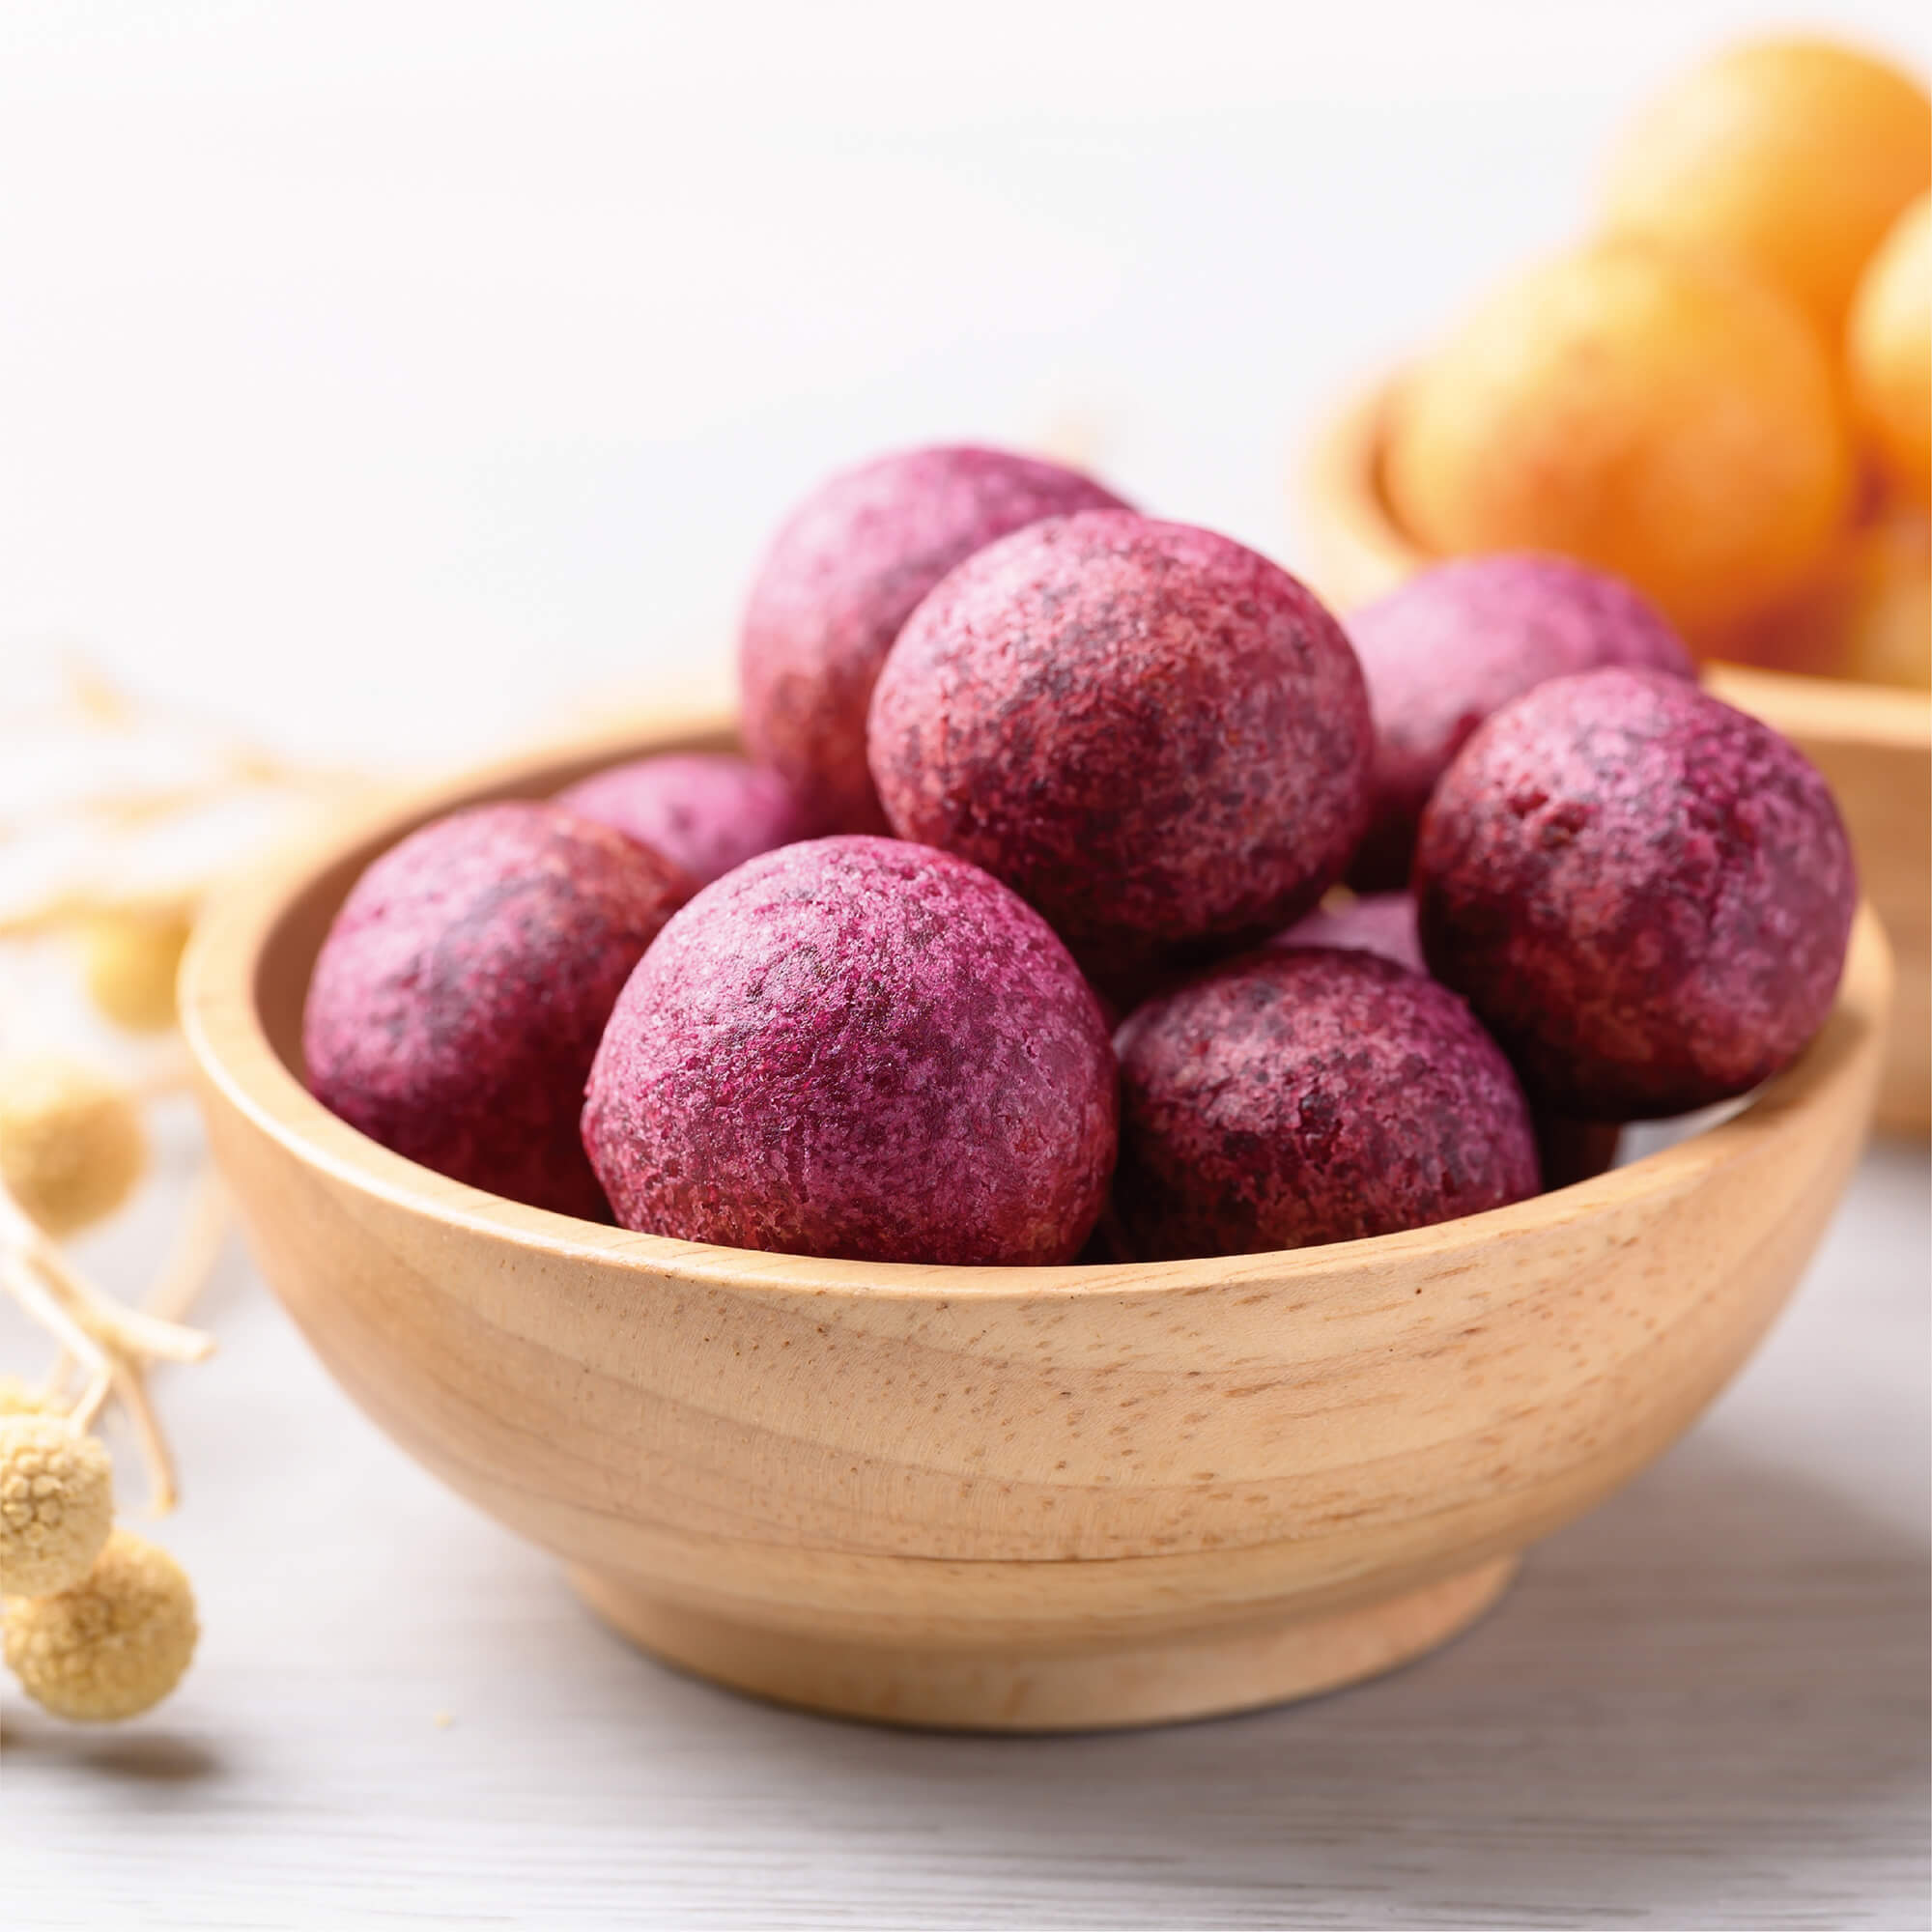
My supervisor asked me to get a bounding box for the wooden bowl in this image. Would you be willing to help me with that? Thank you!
[1300,383,1931,1138]
[181,711,1890,1732]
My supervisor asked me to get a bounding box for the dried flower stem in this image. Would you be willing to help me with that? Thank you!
[1,1184,217,1509]
[146,1166,231,1325]
[112,1359,178,1516]
[2,1255,113,1421]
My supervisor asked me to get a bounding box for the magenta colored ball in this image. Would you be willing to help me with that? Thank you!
[1415,667,1857,1120]
[303,803,695,1218]
[582,836,1118,1264]
[1272,892,1425,975]
[1114,949,1539,1259]
[1269,893,1620,1181]
[868,512,1373,994]
[739,445,1128,836]
[1346,554,1693,890]
[558,752,808,886]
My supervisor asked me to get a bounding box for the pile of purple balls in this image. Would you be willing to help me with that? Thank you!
[304,444,1857,1267]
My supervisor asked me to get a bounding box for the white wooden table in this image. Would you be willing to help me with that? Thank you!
[7,1119,1926,1930]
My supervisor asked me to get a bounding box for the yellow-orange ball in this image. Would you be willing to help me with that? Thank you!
[1849,194,1931,506]
[1385,242,1853,645]
[1737,510,1931,692]
[1603,37,1931,336]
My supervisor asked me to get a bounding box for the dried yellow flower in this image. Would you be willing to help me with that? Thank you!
[82,905,195,1033]
[0,1056,146,1236]
[4,1526,196,1720]
[0,1415,113,1597]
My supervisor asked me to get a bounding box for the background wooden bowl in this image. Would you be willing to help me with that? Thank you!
[1300,384,1931,1138]
[182,714,1889,1732]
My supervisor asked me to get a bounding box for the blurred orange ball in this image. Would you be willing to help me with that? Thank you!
[1732,509,1931,692]
[1848,193,1931,506]
[1602,38,1930,337]
[1384,242,1853,644]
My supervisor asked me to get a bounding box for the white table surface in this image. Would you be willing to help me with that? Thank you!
[3,6,1929,1926]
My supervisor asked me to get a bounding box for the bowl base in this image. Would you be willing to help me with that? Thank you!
[569,1554,1520,1733]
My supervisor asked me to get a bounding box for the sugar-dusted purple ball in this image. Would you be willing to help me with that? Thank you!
[303,803,695,1218]
[868,512,1373,995]
[1272,892,1425,975]
[557,752,808,886]
[1347,554,1694,890]
[1416,667,1857,1120]
[1113,949,1539,1260]
[739,445,1129,836]
[582,836,1118,1264]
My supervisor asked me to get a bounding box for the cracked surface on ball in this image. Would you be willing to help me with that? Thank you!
[1114,948,1539,1260]
[583,836,1118,1264]
[1415,667,1857,1120]
[868,512,1372,995]
[1347,554,1693,890]
[559,752,808,886]
[304,802,695,1218]
[739,445,1128,835]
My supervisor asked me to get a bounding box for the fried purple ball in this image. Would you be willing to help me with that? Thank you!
[303,803,695,1218]
[557,752,807,886]
[868,512,1373,995]
[739,445,1129,836]
[1113,949,1539,1260]
[1415,667,1857,1120]
[1272,892,1425,975]
[582,836,1117,1264]
[1347,554,1693,890]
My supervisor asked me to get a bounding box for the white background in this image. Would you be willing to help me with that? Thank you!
[2,6,1928,1929]
[2,0,1927,761]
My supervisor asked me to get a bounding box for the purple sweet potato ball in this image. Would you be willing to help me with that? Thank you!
[1269,893,1622,1183]
[1347,554,1694,890]
[582,836,1118,1264]
[557,752,808,886]
[868,512,1373,995]
[1113,949,1540,1260]
[1415,667,1857,1120]
[303,803,695,1218]
[739,445,1129,836]
[1272,892,1425,975]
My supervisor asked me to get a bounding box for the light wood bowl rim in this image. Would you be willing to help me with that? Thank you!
[1302,381,1932,752]
[181,705,1893,1305]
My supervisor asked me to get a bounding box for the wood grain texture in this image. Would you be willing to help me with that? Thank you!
[178,716,1889,1731]
[1296,383,1931,1137]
